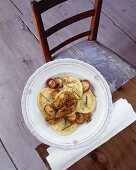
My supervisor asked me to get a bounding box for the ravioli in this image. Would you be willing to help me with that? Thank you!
[52,118,78,136]
[37,75,96,136]
[37,88,54,117]
[62,75,83,98]
[77,90,96,113]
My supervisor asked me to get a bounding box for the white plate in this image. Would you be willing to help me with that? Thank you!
[22,59,112,149]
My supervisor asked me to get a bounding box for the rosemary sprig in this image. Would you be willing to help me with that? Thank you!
[62,124,72,131]
[73,90,81,99]
[85,95,88,106]
[64,117,67,126]
[91,90,96,97]
[40,93,50,102]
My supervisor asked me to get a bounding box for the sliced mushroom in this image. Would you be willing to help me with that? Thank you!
[76,113,84,124]
[83,113,91,122]
[56,106,67,118]
[46,78,57,88]
[67,112,77,122]
[66,99,77,107]
[56,104,76,118]
[80,80,91,93]
[53,91,77,110]
[44,105,55,118]
[54,78,63,88]
[46,118,58,125]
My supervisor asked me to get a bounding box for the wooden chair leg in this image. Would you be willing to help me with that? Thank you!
[36,144,51,169]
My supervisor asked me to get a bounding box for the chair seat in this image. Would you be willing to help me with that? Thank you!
[54,40,136,92]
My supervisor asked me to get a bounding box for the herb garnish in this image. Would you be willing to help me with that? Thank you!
[40,93,50,102]
[91,90,96,97]
[85,95,88,106]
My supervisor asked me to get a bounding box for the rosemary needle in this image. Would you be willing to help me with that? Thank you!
[91,90,96,97]
[85,95,88,106]
[62,125,72,131]
[40,93,49,102]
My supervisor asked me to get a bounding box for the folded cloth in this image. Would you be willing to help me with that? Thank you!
[46,99,136,170]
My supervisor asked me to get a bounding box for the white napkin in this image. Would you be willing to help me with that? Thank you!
[46,99,136,170]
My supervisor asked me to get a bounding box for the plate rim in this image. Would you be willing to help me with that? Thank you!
[21,58,112,149]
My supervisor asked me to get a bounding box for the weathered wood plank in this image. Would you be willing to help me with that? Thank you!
[0,0,21,22]
[90,0,136,66]
[70,126,136,170]
[0,17,46,170]
[97,8,136,66]
[0,140,16,170]
[90,0,136,41]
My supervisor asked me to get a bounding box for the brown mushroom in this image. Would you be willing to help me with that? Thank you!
[54,77,63,88]
[44,105,55,118]
[80,80,91,93]
[55,106,67,118]
[83,113,92,122]
[46,78,57,88]
[46,118,58,125]
[53,91,77,110]
[67,112,77,122]
[56,104,76,118]
[76,112,84,124]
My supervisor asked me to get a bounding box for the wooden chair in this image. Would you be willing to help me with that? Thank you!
[31,1,136,168]
[31,0,102,62]
[31,0,136,93]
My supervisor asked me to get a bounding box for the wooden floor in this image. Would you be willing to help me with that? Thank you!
[0,0,136,170]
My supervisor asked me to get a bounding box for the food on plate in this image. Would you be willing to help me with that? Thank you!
[37,75,96,135]
[47,78,63,88]
[80,80,91,93]
[76,90,96,113]
[37,88,54,112]
[52,118,78,136]
[63,75,83,98]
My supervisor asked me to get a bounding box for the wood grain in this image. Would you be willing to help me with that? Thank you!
[0,17,45,170]
[89,0,136,67]
[0,140,16,170]
[36,76,136,170]
[0,0,21,22]
[91,0,136,41]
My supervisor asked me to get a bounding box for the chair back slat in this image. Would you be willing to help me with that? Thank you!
[45,9,95,37]
[34,0,67,14]
[31,0,103,62]
[50,31,91,54]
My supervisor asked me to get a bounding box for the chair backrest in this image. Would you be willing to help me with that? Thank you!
[31,0,103,62]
